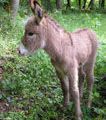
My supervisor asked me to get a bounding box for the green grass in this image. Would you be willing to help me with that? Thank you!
[0,9,106,120]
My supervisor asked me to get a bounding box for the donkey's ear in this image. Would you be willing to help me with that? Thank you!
[29,0,43,19]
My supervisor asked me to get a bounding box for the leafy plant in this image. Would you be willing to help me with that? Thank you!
[0,7,106,120]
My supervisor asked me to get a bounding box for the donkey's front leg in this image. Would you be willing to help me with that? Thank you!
[51,60,70,108]
[59,75,70,107]
[68,66,82,120]
[54,69,70,108]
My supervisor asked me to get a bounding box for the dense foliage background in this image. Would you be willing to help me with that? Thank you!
[0,0,106,120]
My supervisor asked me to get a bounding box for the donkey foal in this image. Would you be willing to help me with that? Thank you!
[18,1,98,120]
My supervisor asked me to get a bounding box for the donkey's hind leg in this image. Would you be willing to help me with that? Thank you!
[85,62,95,108]
[68,66,82,120]
[79,66,86,101]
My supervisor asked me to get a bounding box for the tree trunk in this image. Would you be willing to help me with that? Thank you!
[66,0,71,9]
[88,0,95,10]
[47,0,52,11]
[11,0,20,23]
[78,0,81,9]
[99,0,105,9]
[82,0,87,9]
[41,0,52,11]
[56,0,62,9]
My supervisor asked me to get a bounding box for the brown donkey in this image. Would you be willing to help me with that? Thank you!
[18,0,98,119]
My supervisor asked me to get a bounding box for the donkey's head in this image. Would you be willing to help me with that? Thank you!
[18,0,46,56]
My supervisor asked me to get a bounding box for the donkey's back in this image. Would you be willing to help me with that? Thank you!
[69,28,98,66]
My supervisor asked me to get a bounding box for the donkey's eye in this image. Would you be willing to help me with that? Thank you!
[28,32,34,36]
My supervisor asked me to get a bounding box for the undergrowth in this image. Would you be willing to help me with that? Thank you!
[0,8,106,120]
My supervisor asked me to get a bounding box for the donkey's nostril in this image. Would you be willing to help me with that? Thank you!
[17,48,20,54]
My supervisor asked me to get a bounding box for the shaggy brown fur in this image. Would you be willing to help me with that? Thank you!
[18,1,98,120]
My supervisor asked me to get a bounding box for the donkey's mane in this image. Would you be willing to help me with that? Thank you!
[45,15,66,32]
[44,15,89,35]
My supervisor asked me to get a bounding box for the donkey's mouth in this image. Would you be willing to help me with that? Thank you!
[18,43,30,56]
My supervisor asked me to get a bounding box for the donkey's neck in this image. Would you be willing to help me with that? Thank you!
[43,16,70,62]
